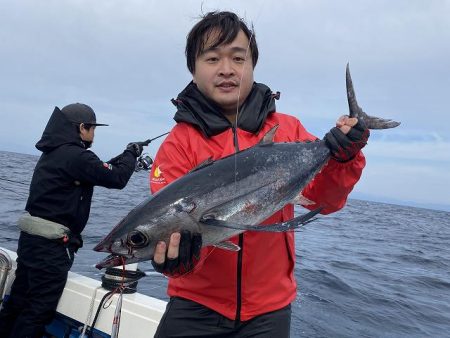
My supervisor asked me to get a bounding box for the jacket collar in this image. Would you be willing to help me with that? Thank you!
[172,82,279,138]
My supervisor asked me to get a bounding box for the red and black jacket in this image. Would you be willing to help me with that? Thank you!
[150,82,365,321]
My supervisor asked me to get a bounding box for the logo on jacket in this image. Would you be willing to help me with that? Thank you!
[151,165,166,185]
[154,166,162,178]
[103,162,112,170]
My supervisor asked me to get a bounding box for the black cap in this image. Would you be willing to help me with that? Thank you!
[61,103,109,126]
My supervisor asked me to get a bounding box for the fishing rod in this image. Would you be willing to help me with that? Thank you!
[141,131,170,147]
[135,131,170,172]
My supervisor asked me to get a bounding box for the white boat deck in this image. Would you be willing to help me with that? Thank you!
[1,248,166,337]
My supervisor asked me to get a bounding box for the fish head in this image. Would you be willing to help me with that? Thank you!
[94,224,161,269]
[93,194,202,269]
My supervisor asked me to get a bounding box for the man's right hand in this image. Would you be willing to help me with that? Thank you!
[126,142,145,157]
[151,230,202,276]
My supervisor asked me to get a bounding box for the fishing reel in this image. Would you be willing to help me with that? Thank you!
[135,154,153,172]
[133,131,169,173]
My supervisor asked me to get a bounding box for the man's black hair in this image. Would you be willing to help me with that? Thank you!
[185,11,258,74]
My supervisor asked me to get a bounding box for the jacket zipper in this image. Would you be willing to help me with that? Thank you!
[232,125,243,322]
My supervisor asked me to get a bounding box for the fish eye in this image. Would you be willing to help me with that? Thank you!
[127,230,149,248]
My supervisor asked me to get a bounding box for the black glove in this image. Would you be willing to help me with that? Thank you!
[324,119,370,162]
[152,230,202,277]
[126,142,145,157]
[107,153,123,165]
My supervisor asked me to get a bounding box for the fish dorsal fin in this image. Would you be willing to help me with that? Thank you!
[258,124,279,145]
[190,157,214,173]
[214,241,240,251]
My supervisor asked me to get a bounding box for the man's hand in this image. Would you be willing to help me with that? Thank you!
[126,142,145,157]
[152,230,202,276]
[324,115,370,162]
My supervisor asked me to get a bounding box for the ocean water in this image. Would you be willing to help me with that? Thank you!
[1,150,450,338]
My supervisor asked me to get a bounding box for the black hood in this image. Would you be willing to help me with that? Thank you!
[173,82,279,138]
[35,107,85,153]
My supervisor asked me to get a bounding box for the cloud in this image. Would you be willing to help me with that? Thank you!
[0,0,449,209]
[354,136,450,206]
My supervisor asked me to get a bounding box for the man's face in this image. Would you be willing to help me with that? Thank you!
[193,29,254,117]
[80,124,96,142]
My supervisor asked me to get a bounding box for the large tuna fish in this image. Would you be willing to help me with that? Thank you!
[94,65,400,269]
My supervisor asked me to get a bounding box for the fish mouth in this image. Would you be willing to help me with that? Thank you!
[93,232,118,252]
[93,240,113,253]
[93,242,107,252]
[95,254,124,269]
[95,253,142,269]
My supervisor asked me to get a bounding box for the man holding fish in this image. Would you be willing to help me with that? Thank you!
[149,11,371,337]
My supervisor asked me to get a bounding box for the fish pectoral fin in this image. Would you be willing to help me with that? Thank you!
[201,207,323,232]
[200,218,249,230]
[214,241,241,251]
[293,193,316,206]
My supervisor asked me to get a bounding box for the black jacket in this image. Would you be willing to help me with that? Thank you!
[25,107,137,234]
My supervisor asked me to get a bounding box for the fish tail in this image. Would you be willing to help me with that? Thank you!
[346,63,401,130]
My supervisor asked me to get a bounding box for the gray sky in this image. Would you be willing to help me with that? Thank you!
[1,0,449,210]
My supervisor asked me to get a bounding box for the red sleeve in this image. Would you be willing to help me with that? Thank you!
[291,117,366,214]
[302,153,366,214]
[150,123,196,194]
